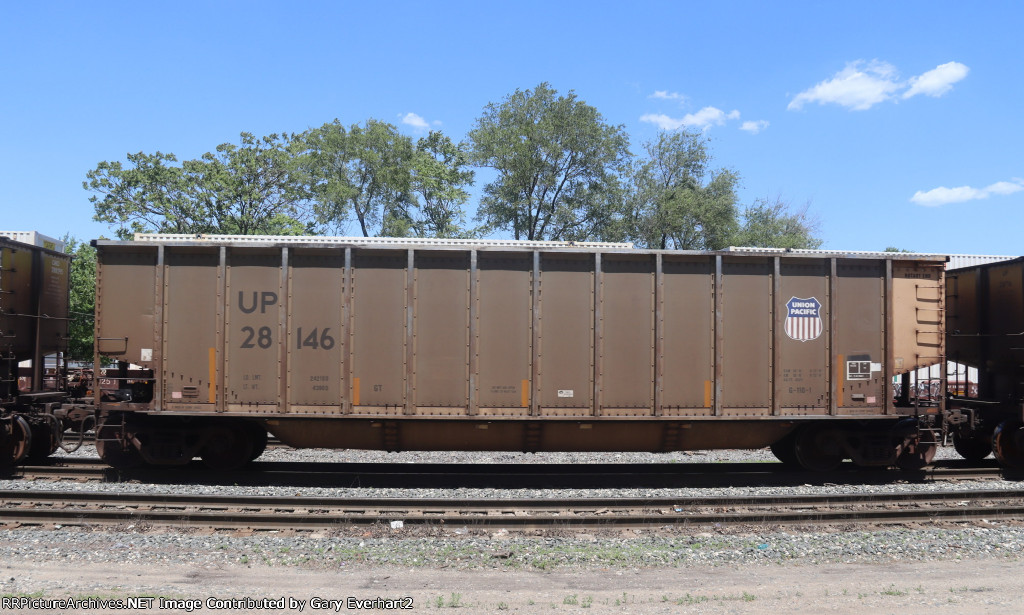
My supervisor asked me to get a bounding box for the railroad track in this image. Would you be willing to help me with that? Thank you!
[1,489,1023,531]
[6,458,1021,487]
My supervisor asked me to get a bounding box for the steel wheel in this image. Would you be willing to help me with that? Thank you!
[770,431,800,467]
[27,420,60,462]
[993,421,1024,468]
[247,424,268,461]
[10,416,32,464]
[794,425,844,472]
[200,427,254,471]
[896,428,938,470]
[96,421,144,470]
[953,431,992,462]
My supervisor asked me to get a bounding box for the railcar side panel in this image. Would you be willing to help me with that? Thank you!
[721,257,771,414]
[95,247,155,363]
[776,259,830,414]
[600,254,655,415]
[350,251,406,413]
[287,249,345,411]
[833,262,886,415]
[537,253,594,414]
[412,252,470,413]
[660,257,714,415]
[947,257,1024,402]
[224,249,282,411]
[163,249,219,410]
[475,253,531,414]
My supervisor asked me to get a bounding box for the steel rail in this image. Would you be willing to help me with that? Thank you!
[1,489,1023,530]
[6,460,1018,485]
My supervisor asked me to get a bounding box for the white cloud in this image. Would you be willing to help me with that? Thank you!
[789,60,969,111]
[400,112,430,130]
[641,107,740,132]
[987,180,1024,195]
[650,90,685,101]
[910,179,1024,206]
[903,61,969,99]
[788,60,900,111]
[740,120,769,134]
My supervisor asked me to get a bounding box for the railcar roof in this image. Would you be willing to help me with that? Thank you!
[85,233,956,263]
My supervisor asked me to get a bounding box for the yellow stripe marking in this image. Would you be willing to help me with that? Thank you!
[704,380,712,409]
[353,377,361,406]
[208,347,216,403]
[521,380,530,408]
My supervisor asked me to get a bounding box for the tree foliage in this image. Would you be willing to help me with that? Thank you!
[733,196,823,249]
[83,89,825,249]
[301,119,416,237]
[410,131,476,238]
[297,120,476,238]
[627,131,739,250]
[86,133,315,239]
[468,83,631,241]
[62,236,96,361]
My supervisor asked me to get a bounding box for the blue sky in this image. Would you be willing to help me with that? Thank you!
[2,1,1021,254]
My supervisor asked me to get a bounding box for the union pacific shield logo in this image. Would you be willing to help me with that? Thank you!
[785,297,822,342]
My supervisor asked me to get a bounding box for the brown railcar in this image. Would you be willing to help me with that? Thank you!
[946,257,1024,464]
[0,235,72,462]
[92,235,947,471]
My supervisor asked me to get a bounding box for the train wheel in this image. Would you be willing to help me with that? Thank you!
[96,422,143,470]
[248,425,268,461]
[10,417,32,464]
[200,427,253,471]
[27,421,60,462]
[953,431,992,462]
[770,431,800,467]
[794,425,843,472]
[896,428,938,471]
[993,421,1024,468]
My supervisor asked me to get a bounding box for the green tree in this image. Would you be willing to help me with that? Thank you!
[410,131,476,238]
[628,130,739,250]
[302,119,417,237]
[85,132,313,239]
[62,236,96,362]
[732,197,823,249]
[468,83,631,241]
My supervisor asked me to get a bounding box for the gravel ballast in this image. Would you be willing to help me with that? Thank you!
[3,446,1024,613]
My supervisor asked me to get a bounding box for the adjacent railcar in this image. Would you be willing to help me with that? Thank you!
[92,235,947,471]
[0,235,71,463]
[946,257,1024,465]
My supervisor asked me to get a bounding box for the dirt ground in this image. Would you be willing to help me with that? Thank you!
[1,558,1022,614]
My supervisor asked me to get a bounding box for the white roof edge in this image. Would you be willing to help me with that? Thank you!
[132,233,634,249]
[0,231,65,252]
[725,246,1016,270]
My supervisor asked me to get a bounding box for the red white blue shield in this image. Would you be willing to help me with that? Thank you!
[785,297,822,342]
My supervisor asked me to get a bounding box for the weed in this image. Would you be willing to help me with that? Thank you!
[563,594,578,605]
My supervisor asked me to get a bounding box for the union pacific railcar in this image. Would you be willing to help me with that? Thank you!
[91,235,950,471]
